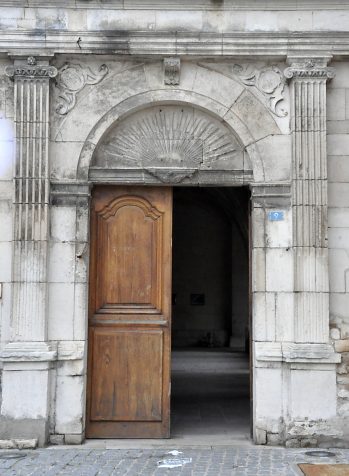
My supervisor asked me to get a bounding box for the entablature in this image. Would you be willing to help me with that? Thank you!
[2,32,349,59]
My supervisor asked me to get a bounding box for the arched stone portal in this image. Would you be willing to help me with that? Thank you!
[85,103,254,439]
[1,55,342,445]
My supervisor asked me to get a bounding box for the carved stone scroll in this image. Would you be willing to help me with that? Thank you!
[233,64,287,117]
[200,62,287,117]
[55,62,109,115]
[284,57,334,343]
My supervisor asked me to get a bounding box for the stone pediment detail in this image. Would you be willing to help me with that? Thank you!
[200,62,287,117]
[55,62,109,115]
[92,106,244,180]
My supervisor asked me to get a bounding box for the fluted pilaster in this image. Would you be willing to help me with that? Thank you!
[6,57,57,342]
[285,58,334,343]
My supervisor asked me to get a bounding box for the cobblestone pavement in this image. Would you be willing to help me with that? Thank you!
[1,447,349,476]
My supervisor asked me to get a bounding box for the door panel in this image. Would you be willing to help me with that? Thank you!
[89,328,163,422]
[86,186,172,438]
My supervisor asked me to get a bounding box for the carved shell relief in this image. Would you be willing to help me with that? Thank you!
[93,106,245,183]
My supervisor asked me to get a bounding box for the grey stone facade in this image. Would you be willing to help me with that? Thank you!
[0,1,348,447]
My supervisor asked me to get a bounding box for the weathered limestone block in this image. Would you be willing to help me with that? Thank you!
[289,370,337,420]
[0,438,37,449]
[335,340,349,353]
[331,328,341,340]
[1,366,51,437]
[55,375,85,435]
[255,428,267,445]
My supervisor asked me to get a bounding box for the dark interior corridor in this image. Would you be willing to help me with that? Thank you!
[171,187,250,441]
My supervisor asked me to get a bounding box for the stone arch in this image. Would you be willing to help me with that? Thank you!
[76,89,280,183]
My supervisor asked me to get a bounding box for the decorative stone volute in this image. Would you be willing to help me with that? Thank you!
[55,62,108,115]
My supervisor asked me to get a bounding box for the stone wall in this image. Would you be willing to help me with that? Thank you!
[0,58,14,399]
[0,1,348,447]
[327,62,349,426]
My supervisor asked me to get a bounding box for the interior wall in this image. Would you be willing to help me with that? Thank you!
[172,187,249,348]
[231,221,250,351]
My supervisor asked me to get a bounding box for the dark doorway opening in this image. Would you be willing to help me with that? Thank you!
[171,187,251,441]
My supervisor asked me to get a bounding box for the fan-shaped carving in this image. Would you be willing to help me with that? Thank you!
[93,106,243,179]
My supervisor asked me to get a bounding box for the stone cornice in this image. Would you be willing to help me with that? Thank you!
[2,31,349,58]
[2,0,349,10]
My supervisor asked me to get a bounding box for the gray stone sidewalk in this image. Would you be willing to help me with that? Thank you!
[1,447,349,476]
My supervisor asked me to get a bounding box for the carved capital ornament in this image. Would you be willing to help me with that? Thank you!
[284,59,335,80]
[5,56,58,79]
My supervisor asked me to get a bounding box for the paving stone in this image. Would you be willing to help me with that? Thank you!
[0,446,349,475]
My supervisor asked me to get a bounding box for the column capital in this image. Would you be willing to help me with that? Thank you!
[250,182,291,208]
[284,57,335,80]
[5,56,57,80]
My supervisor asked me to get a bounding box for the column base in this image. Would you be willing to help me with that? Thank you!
[0,342,57,447]
[0,341,57,362]
[0,417,48,447]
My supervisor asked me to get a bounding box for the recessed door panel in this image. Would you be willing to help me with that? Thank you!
[89,328,163,422]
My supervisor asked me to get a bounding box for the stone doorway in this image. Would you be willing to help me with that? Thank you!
[171,187,251,442]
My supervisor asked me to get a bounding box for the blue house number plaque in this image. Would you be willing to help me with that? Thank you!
[268,211,284,221]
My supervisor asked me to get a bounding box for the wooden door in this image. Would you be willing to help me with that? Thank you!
[86,186,172,438]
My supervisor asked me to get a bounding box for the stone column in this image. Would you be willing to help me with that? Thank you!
[285,58,335,344]
[0,57,57,446]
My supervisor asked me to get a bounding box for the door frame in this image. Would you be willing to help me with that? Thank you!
[85,183,253,439]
